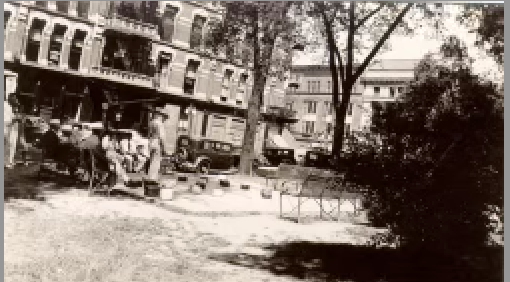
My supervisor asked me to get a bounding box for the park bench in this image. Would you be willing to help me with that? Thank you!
[272,164,363,223]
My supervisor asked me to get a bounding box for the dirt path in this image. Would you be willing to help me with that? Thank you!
[5,189,381,282]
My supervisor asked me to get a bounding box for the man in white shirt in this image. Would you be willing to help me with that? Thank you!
[101,132,130,183]
[4,93,20,168]
[147,110,168,181]
[119,134,133,172]
[130,131,149,173]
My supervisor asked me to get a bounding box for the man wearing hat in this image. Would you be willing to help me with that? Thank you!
[147,108,168,181]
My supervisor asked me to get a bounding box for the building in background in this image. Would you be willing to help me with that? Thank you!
[285,59,418,155]
[4,1,294,155]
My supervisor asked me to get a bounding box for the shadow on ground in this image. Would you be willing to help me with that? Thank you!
[210,241,503,282]
[4,163,78,201]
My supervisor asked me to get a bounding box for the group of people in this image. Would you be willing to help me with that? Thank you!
[4,83,170,187]
[39,109,168,186]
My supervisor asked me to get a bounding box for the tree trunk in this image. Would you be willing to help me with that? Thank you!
[239,72,266,175]
[332,85,351,162]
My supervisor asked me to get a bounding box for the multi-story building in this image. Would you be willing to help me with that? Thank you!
[4,1,294,155]
[285,59,418,154]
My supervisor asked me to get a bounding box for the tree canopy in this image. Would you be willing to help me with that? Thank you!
[207,1,302,174]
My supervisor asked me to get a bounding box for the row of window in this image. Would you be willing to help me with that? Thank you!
[30,1,214,52]
[17,15,250,99]
[372,86,405,97]
[25,18,87,70]
[303,101,352,115]
[302,121,350,135]
[35,1,91,18]
[306,80,333,93]
[297,78,408,98]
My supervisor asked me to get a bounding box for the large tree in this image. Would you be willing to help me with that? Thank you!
[207,2,300,175]
[304,2,445,163]
[342,37,503,254]
[459,3,504,65]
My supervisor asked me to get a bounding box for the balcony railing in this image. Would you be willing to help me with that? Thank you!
[104,14,159,39]
[90,66,154,87]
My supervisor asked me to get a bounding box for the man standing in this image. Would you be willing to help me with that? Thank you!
[4,89,20,169]
[101,131,130,184]
[119,133,133,173]
[130,130,149,173]
[147,109,167,181]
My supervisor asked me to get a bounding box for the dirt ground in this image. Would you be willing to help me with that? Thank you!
[5,183,383,282]
[5,167,502,282]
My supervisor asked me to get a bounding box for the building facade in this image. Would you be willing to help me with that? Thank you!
[4,1,292,155]
[285,59,418,153]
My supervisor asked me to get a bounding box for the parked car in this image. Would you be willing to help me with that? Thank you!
[262,147,297,167]
[174,135,238,174]
[304,148,333,169]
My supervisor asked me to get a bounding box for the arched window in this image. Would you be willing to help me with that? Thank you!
[4,11,11,31]
[69,30,86,70]
[56,1,69,13]
[48,24,67,67]
[77,1,90,18]
[183,60,200,95]
[26,18,46,62]
[221,69,233,101]
[157,52,172,87]
[160,5,178,42]
[189,15,206,49]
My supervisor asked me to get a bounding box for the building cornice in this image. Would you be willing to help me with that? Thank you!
[22,3,94,26]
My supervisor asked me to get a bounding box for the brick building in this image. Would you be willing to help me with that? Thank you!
[285,59,418,154]
[4,1,293,155]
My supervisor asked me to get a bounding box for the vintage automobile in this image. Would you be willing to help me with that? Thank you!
[173,135,239,174]
[304,148,334,169]
[262,147,297,167]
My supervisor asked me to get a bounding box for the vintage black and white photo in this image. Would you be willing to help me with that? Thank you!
[4,1,504,282]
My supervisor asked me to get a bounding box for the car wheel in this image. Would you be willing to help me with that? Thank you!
[198,160,210,175]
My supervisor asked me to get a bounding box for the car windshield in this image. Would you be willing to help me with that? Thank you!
[212,142,230,152]
[221,144,232,152]
[201,141,212,150]
[279,150,290,156]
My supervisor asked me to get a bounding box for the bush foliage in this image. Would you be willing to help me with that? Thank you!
[341,38,503,254]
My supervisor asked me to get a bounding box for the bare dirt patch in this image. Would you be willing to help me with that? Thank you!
[5,188,380,282]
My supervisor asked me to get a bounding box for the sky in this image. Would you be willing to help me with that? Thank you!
[293,3,503,83]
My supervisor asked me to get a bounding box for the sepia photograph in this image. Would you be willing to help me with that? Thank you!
[3,1,504,282]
